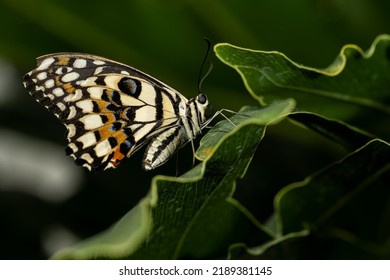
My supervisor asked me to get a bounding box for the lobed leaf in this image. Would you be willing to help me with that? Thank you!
[229,140,390,259]
[52,99,295,259]
[288,112,374,151]
[275,139,390,234]
[215,34,390,138]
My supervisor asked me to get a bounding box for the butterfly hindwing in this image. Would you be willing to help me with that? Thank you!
[23,53,209,171]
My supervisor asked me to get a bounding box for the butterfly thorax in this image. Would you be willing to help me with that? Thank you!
[142,93,209,170]
[183,96,208,139]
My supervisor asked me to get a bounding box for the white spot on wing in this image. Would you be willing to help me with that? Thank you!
[75,80,85,86]
[138,82,157,105]
[80,153,93,163]
[87,87,103,99]
[64,89,83,102]
[56,102,66,111]
[135,105,157,122]
[161,91,176,117]
[130,123,142,131]
[104,75,122,87]
[35,85,45,92]
[53,87,65,97]
[62,72,80,83]
[81,115,104,130]
[67,106,77,120]
[66,124,76,138]
[67,142,78,153]
[80,76,98,87]
[77,132,97,148]
[45,79,55,88]
[120,95,145,106]
[83,163,92,171]
[94,66,104,75]
[37,57,55,70]
[93,60,105,65]
[73,59,87,68]
[37,72,47,80]
[133,123,155,142]
[95,139,112,157]
[73,89,83,101]
[105,162,115,170]
[76,100,93,112]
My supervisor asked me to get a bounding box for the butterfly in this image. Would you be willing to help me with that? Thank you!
[23,53,209,171]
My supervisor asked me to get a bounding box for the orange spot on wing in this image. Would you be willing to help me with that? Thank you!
[54,76,75,94]
[110,149,125,167]
[63,83,75,94]
[98,124,112,139]
[110,132,128,167]
[105,113,116,123]
[95,100,113,113]
[56,57,70,66]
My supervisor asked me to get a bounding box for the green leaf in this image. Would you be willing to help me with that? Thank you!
[51,198,152,259]
[274,139,390,255]
[229,229,390,259]
[275,139,390,236]
[230,139,390,259]
[214,34,390,138]
[196,101,296,161]
[228,229,310,259]
[288,112,374,151]
[52,99,295,260]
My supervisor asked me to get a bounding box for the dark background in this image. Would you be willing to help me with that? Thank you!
[0,0,389,259]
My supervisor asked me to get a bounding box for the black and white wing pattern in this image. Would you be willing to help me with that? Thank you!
[23,53,209,171]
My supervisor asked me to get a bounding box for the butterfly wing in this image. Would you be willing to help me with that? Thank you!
[23,53,187,170]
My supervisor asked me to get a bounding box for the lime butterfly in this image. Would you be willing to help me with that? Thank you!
[23,53,209,171]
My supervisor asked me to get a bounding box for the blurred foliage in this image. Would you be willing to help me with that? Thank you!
[0,0,389,259]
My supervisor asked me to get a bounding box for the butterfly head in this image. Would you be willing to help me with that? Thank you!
[194,93,209,125]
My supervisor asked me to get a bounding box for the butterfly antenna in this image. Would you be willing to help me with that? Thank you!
[198,38,213,94]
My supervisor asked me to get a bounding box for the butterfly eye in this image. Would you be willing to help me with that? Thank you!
[197,93,208,105]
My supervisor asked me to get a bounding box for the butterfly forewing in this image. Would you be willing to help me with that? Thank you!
[23,53,209,171]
